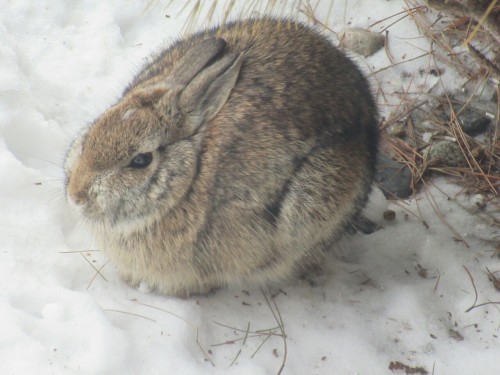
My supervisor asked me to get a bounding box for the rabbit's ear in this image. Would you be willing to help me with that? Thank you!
[178,51,244,134]
[137,38,243,138]
[131,38,228,108]
[171,38,228,86]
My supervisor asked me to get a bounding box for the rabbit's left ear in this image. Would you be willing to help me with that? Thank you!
[178,51,244,133]
[129,38,244,138]
[133,38,230,108]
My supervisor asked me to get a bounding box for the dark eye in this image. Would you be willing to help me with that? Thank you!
[129,152,153,169]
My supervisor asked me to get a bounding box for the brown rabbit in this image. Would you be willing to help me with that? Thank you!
[65,18,378,297]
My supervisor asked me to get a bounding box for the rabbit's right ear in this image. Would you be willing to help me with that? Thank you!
[171,37,228,87]
[158,38,244,137]
[128,38,228,109]
[177,51,244,134]
[134,38,243,138]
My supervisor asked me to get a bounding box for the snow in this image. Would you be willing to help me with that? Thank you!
[1,0,499,374]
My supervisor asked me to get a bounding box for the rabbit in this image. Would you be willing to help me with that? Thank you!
[64,17,379,297]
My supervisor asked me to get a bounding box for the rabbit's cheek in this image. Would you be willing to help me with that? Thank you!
[64,129,89,177]
[92,182,112,215]
[92,173,138,218]
[158,141,197,200]
[66,190,86,216]
[67,179,109,222]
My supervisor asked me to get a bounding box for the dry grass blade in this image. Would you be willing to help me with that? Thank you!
[205,0,218,24]
[299,1,316,24]
[211,332,283,348]
[103,309,156,322]
[211,290,287,373]
[59,249,100,253]
[464,266,500,312]
[465,300,500,311]
[222,0,237,24]
[299,3,336,34]
[412,0,500,79]
[136,301,193,326]
[443,92,497,195]
[180,0,304,32]
[369,5,426,29]
[261,289,287,375]
[430,181,500,227]
[422,180,470,246]
[61,249,109,289]
[434,273,441,293]
[382,135,422,192]
[80,252,108,283]
[462,0,499,46]
[209,293,289,372]
[210,320,282,350]
[383,30,395,65]
[380,100,428,130]
[135,301,214,365]
[251,333,273,358]
[86,260,110,290]
[197,328,216,367]
[371,51,431,75]
[406,0,471,75]
[486,267,500,291]
[183,0,203,33]
[213,320,281,336]
[468,44,500,79]
[463,265,479,312]
[378,5,425,34]
[229,322,251,366]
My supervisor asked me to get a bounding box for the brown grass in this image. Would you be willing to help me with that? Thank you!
[210,289,288,373]
[365,1,500,201]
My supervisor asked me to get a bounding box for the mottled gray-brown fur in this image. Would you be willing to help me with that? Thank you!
[65,18,379,297]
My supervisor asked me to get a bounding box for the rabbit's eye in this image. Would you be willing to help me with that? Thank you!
[129,152,153,169]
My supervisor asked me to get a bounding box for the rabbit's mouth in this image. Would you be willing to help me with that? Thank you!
[78,193,162,233]
[67,195,106,224]
[66,186,113,224]
[66,193,87,217]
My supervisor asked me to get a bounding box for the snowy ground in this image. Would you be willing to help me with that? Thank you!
[1,0,499,374]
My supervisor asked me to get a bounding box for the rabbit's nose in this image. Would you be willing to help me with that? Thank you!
[66,170,91,207]
[69,188,88,206]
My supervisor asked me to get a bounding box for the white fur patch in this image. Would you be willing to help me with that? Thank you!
[122,108,137,121]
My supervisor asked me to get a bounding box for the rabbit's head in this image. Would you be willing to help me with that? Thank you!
[65,38,244,227]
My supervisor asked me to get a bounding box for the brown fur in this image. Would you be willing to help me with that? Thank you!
[65,18,378,297]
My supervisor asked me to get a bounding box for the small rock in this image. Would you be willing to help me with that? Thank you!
[424,140,466,167]
[375,154,413,198]
[383,210,396,221]
[452,105,491,136]
[347,216,380,235]
[449,329,464,341]
[340,27,385,57]
[388,123,406,138]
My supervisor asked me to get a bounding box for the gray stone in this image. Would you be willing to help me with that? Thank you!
[375,154,413,198]
[452,105,491,136]
[340,27,385,57]
[424,140,466,167]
